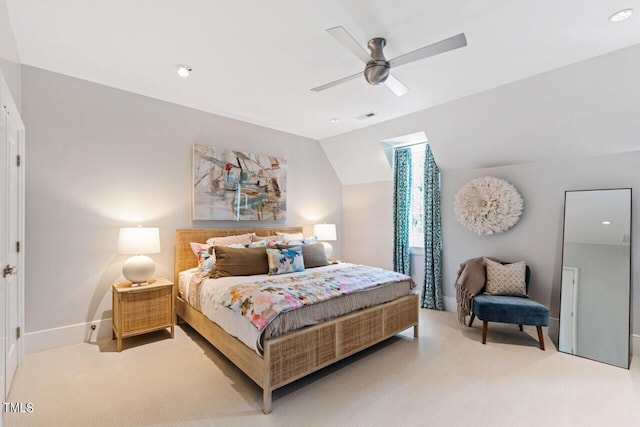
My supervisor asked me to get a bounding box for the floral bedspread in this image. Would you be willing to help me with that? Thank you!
[220,265,414,331]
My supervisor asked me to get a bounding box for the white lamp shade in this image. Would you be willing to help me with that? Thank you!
[118,227,160,254]
[314,223,337,241]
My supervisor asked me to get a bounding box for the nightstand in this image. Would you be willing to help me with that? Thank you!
[112,277,175,352]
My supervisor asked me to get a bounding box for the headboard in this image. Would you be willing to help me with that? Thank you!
[174,227,303,285]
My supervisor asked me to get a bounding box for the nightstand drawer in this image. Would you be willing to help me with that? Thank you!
[122,287,171,333]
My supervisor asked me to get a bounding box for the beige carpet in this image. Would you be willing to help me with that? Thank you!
[4,310,640,427]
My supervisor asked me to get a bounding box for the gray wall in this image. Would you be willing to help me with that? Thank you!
[21,66,342,345]
[563,243,629,367]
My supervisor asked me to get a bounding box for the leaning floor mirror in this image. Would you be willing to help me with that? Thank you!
[559,188,631,368]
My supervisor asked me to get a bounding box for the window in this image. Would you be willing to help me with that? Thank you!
[409,145,425,248]
[383,131,429,248]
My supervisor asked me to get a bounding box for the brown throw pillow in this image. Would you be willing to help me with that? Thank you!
[212,246,268,278]
[277,243,329,268]
[483,258,527,297]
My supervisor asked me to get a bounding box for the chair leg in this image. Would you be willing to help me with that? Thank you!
[468,313,475,327]
[519,324,523,332]
[536,326,545,350]
[482,321,488,344]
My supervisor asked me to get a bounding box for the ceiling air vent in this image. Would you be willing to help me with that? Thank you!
[356,111,377,120]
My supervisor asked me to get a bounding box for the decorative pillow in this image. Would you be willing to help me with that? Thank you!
[286,236,319,245]
[276,232,304,242]
[266,246,305,275]
[189,242,214,264]
[277,243,328,268]
[226,243,248,248]
[212,246,268,279]
[251,234,285,243]
[484,258,527,297]
[206,233,254,246]
[189,242,215,276]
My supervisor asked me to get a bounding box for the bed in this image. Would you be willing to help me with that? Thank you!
[174,227,419,413]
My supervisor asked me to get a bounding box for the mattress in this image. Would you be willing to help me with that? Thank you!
[179,263,414,353]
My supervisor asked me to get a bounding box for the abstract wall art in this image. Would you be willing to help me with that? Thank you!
[192,144,287,221]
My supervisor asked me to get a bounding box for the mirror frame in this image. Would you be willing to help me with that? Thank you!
[559,188,632,368]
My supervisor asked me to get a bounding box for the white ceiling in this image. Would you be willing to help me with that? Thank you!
[5,1,640,140]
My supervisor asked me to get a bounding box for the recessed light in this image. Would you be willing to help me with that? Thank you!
[609,8,633,22]
[330,118,340,123]
[177,64,192,78]
[602,220,612,225]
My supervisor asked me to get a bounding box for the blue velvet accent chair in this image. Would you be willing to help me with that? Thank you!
[468,266,550,350]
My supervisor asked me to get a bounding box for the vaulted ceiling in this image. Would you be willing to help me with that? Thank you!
[5,1,640,140]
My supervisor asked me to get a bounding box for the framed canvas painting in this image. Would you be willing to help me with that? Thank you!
[192,144,287,221]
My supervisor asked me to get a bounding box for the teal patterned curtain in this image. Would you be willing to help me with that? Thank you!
[421,145,443,310]
[393,147,412,275]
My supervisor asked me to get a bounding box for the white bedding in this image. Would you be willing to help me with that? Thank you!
[179,263,353,353]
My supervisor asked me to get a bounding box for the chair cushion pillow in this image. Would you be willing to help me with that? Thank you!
[484,258,527,297]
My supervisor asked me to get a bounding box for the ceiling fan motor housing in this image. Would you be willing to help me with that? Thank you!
[364,37,390,85]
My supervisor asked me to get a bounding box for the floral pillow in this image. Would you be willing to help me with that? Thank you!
[276,232,304,243]
[247,239,280,248]
[189,242,213,264]
[266,246,305,275]
[189,242,215,277]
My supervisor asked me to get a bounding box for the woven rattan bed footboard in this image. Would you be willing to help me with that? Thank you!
[176,293,418,413]
[174,228,419,413]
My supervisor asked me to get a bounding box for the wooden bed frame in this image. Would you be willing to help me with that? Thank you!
[174,227,419,414]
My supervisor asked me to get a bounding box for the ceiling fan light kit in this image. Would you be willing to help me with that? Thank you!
[312,26,467,97]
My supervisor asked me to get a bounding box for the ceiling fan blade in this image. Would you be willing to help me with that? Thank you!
[383,74,410,97]
[310,71,362,92]
[389,33,467,68]
[326,26,371,63]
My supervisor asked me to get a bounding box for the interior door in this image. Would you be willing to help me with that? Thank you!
[4,105,21,395]
[0,97,7,404]
[559,267,578,353]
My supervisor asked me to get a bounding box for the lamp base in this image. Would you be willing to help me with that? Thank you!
[320,241,334,259]
[123,255,155,284]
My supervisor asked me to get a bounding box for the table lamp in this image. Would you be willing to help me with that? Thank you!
[313,223,337,258]
[118,226,160,285]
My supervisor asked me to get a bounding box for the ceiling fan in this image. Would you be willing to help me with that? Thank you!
[311,26,467,96]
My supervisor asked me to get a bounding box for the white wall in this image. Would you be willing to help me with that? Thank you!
[342,181,393,269]
[330,43,640,350]
[0,0,21,108]
[21,66,342,352]
[321,43,640,183]
[341,151,640,342]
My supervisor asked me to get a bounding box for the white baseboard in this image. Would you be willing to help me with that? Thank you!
[23,313,640,358]
[25,318,113,354]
